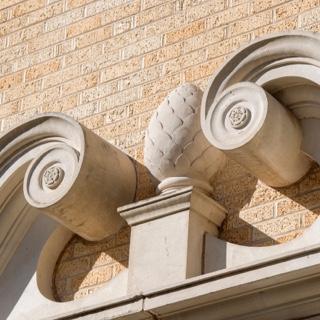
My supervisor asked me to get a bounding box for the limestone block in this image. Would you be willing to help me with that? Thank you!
[144,83,226,193]
[119,187,226,293]
[0,113,136,241]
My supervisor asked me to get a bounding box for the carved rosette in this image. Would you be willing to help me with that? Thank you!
[144,84,226,193]
[201,31,320,187]
[0,113,137,241]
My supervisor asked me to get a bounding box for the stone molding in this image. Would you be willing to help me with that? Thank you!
[0,113,136,245]
[201,31,320,187]
[144,83,226,193]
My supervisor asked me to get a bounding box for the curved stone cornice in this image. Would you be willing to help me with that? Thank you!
[0,113,136,242]
[201,31,320,187]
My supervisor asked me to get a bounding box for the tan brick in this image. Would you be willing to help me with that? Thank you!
[99,87,141,112]
[144,14,185,38]
[251,0,288,14]
[70,265,113,289]
[7,22,43,47]
[81,81,118,103]
[28,1,63,25]
[104,106,128,124]
[22,86,61,110]
[229,10,273,35]
[275,0,319,21]
[183,27,225,53]
[45,7,84,32]
[299,165,320,193]
[244,181,282,208]
[299,5,320,26]
[239,204,275,225]
[144,42,182,67]
[253,17,297,37]
[120,65,162,90]
[28,28,65,52]
[43,65,80,89]
[142,0,169,10]
[12,0,45,18]
[127,91,167,116]
[1,108,40,133]
[207,3,249,29]
[56,257,91,280]
[25,58,61,81]
[66,0,95,9]
[302,208,320,227]
[62,72,98,96]
[185,56,225,81]
[186,0,225,22]
[0,43,27,64]
[165,20,205,44]
[0,100,20,118]
[85,0,133,17]
[67,15,101,38]
[220,225,252,244]
[73,236,116,258]
[142,73,181,97]
[113,16,133,35]
[14,46,56,72]
[100,56,141,82]
[41,94,78,112]
[163,48,206,74]
[102,0,140,24]
[0,72,23,90]
[122,36,162,60]
[277,190,320,216]
[0,15,27,36]
[64,43,104,66]
[0,0,26,10]
[81,49,119,74]
[76,25,112,48]
[80,113,104,129]
[275,230,304,243]
[252,213,301,240]
[66,101,99,120]
[136,2,174,26]
[104,29,144,52]
[56,38,76,55]
[4,80,41,103]
[207,33,251,59]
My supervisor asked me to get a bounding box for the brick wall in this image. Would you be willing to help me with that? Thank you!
[1,0,320,300]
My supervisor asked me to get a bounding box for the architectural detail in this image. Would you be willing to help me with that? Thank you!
[43,166,64,189]
[201,31,320,187]
[0,113,137,243]
[119,187,226,293]
[228,105,251,129]
[204,81,311,187]
[144,83,226,193]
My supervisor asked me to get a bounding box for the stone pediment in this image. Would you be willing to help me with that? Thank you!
[2,31,320,320]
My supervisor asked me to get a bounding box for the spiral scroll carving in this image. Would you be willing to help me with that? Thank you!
[201,31,320,187]
[0,113,137,241]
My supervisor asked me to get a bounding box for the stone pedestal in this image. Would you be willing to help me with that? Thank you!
[119,187,226,293]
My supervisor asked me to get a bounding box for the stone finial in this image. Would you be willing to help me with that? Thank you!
[144,84,226,193]
[201,31,320,187]
[0,113,137,241]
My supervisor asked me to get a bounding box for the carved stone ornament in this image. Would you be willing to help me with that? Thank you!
[201,31,320,187]
[0,113,136,242]
[144,84,226,193]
